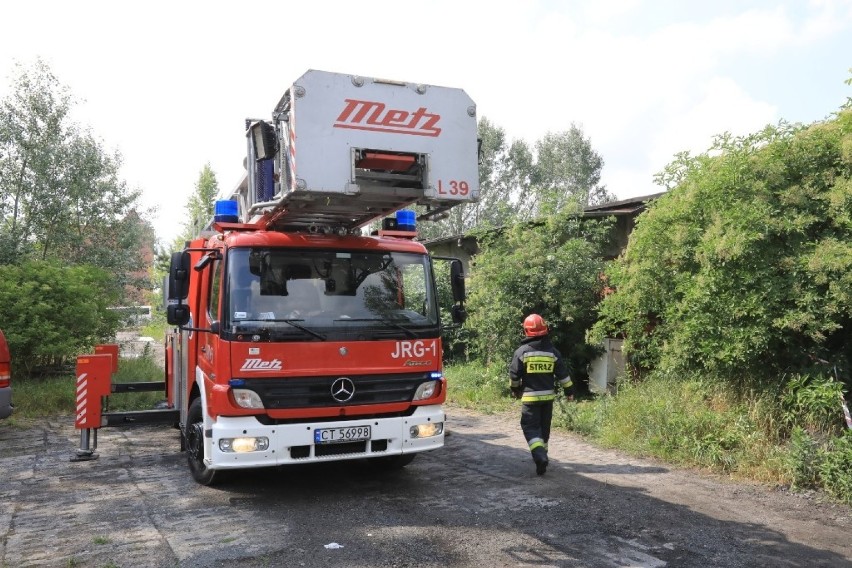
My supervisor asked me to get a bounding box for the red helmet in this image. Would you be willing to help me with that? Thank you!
[523,314,549,337]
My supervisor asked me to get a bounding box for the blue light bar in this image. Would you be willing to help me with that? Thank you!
[396,210,416,232]
[214,200,239,223]
[429,372,443,380]
[228,378,246,387]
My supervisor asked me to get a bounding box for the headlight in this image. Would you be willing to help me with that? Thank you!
[410,422,443,438]
[219,437,269,453]
[232,388,264,409]
[413,381,438,401]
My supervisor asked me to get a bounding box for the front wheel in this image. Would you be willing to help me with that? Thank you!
[185,397,219,485]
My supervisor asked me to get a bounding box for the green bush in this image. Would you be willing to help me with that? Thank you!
[0,260,122,377]
[465,213,613,384]
[592,110,852,388]
[784,427,852,503]
[818,431,852,504]
[787,427,823,490]
[781,374,847,436]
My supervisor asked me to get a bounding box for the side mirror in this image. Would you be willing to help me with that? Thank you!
[451,304,467,324]
[450,259,466,303]
[168,251,191,301]
[249,121,278,161]
[167,304,190,326]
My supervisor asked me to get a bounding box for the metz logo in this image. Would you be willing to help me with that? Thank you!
[240,358,283,371]
[334,98,441,137]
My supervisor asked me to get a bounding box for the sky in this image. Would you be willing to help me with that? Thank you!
[1,0,850,246]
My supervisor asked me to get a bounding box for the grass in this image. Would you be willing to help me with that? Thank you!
[555,375,788,478]
[445,360,852,504]
[444,360,514,415]
[3,348,166,424]
[107,345,167,411]
[138,311,168,342]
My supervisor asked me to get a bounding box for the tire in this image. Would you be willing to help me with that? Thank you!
[371,453,417,471]
[185,397,219,486]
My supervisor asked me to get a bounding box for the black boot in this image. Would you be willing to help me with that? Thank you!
[532,447,548,475]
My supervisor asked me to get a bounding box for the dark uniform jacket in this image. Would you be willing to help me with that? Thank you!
[509,336,572,403]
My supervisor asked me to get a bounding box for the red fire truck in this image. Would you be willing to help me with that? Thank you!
[156,70,478,484]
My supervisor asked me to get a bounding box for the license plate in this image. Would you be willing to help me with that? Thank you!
[314,425,371,444]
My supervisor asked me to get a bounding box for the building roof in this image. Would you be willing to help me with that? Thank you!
[423,191,665,247]
[581,192,666,215]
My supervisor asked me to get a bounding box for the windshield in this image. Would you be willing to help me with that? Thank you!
[223,248,439,341]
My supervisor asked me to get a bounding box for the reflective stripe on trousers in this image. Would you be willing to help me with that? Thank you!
[520,402,553,460]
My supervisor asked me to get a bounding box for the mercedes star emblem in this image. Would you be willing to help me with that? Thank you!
[330,377,355,403]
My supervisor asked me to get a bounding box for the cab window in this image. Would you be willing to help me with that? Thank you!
[207,259,222,323]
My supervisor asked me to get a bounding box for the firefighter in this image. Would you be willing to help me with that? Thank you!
[509,314,573,475]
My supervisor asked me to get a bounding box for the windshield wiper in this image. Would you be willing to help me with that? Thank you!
[237,319,326,341]
[335,317,417,339]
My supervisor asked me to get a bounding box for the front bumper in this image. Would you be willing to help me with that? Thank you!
[204,404,445,470]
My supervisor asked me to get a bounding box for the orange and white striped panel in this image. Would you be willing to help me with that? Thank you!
[75,372,89,428]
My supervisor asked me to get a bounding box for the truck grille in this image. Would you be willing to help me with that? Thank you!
[238,373,431,409]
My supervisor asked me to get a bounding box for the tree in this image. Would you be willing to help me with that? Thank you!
[0,59,73,263]
[520,125,614,219]
[177,163,219,244]
[591,110,852,387]
[0,60,155,371]
[0,59,150,301]
[465,212,614,385]
[462,118,526,230]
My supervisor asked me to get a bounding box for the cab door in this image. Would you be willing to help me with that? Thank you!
[196,257,223,387]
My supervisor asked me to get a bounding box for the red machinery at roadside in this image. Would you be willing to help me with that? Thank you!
[72,70,478,484]
[0,329,12,420]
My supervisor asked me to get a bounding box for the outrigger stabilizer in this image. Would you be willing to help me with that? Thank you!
[70,343,178,462]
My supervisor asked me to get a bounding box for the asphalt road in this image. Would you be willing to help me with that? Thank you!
[1,406,851,567]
